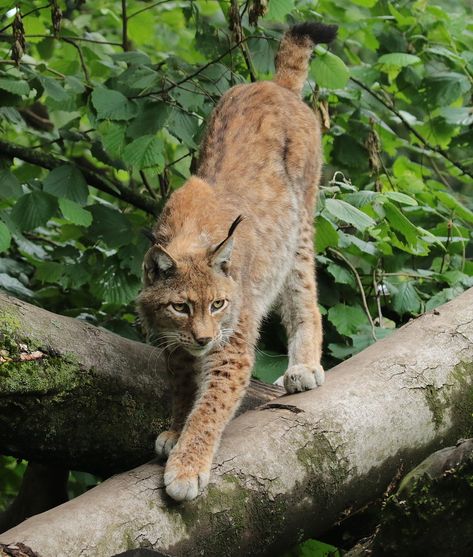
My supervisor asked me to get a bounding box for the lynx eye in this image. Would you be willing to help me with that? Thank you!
[171,302,190,315]
[211,299,227,313]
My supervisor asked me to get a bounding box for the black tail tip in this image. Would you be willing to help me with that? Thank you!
[289,22,338,45]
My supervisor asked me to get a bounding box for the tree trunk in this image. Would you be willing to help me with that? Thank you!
[0,291,281,475]
[373,438,473,556]
[0,289,472,556]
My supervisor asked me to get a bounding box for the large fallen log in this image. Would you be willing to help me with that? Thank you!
[0,291,281,475]
[0,289,472,556]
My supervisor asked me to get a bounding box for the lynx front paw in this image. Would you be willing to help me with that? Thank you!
[164,454,210,502]
[155,430,180,459]
[283,364,324,394]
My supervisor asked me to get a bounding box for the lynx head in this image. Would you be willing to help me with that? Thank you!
[137,216,243,357]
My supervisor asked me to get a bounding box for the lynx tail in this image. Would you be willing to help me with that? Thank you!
[275,22,338,95]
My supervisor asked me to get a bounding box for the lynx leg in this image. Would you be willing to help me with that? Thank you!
[164,323,255,501]
[278,219,324,394]
[155,350,197,459]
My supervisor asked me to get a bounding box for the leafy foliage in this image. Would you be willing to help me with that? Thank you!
[0,0,471,368]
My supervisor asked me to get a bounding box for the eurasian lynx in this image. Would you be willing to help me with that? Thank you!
[137,22,337,501]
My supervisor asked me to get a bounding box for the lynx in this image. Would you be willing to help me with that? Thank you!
[137,22,338,501]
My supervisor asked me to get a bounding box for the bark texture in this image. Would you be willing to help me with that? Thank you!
[0,291,281,475]
[0,289,472,556]
[374,438,473,556]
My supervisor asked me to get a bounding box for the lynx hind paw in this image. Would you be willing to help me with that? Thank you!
[283,364,324,394]
[155,430,180,459]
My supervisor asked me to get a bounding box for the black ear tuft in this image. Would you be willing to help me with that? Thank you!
[289,22,338,45]
[213,215,244,255]
[227,214,244,239]
[142,228,156,244]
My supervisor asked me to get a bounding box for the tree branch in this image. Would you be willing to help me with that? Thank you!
[350,76,473,181]
[0,291,282,475]
[1,289,472,555]
[0,139,159,215]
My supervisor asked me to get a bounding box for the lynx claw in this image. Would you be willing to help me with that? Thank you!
[155,430,180,459]
[283,364,324,394]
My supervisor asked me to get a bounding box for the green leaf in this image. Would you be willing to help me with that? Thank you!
[283,538,341,557]
[100,122,127,158]
[425,286,464,311]
[324,198,375,231]
[168,109,200,149]
[327,304,368,336]
[440,107,473,127]
[436,191,473,224]
[88,205,131,248]
[0,222,12,252]
[351,0,377,6]
[59,198,93,227]
[383,192,418,206]
[264,0,295,21]
[43,166,89,205]
[383,202,419,245]
[0,273,33,299]
[91,267,141,305]
[0,170,22,199]
[122,135,164,171]
[392,282,421,316]
[11,191,57,231]
[326,263,355,288]
[425,73,471,106]
[343,191,378,208]
[127,101,171,139]
[35,261,64,284]
[0,78,30,96]
[91,87,137,121]
[40,76,69,102]
[378,52,421,67]
[315,215,339,252]
[252,351,288,384]
[311,50,350,89]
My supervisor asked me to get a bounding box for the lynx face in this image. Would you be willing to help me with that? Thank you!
[137,244,239,357]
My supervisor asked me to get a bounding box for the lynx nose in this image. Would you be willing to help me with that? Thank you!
[195,336,212,347]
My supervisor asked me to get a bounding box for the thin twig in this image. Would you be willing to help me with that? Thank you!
[0,33,123,46]
[62,37,90,85]
[164,151,193,170]
[350,76,473,181]
[139,170,159,201]
[429,156,451,189]
[132,37,249,98]
[121,0,129,51]
[0,59,65,78]
[439,219,452,274]
[373,268,384,328]
[0,3,51,34]
[127,0,177,20]
[0,139,159,215]
[329,248,377,341]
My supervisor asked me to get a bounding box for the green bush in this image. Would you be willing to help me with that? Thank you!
[0,0,471,376]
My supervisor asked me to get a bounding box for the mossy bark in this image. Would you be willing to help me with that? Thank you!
[0,289,472,556]
[0,292,280,475]
[373,438,473,556]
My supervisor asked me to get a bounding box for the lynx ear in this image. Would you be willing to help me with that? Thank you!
[143,244,176,284]
[211,215,244,274]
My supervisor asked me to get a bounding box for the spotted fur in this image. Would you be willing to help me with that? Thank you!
[137,22,337,501]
